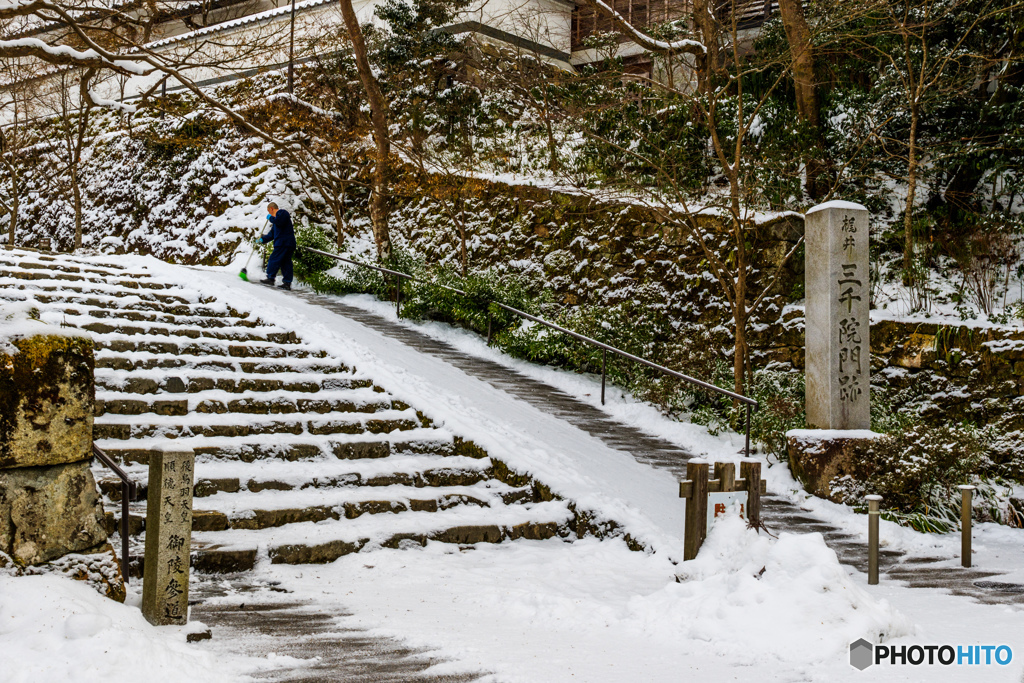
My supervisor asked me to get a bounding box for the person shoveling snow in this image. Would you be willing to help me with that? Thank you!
[257,202,295,290]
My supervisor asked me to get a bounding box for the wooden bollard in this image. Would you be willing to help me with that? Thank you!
[683,460,709,561]
[959,485,975,568]
[866,494,882,585]
[740,459,762,528]
[142,445,195,626]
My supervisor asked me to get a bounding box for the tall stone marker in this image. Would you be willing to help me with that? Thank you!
[805,200,870,430]
[142,445,195,626]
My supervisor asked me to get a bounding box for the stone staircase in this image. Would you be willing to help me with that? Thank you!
[0,249,574,575]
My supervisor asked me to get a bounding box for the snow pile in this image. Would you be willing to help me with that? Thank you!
[0,575,247,683]
[665,515,913,662]
[0,298,89,355]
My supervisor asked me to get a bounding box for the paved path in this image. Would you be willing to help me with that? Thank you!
[300,292,1024,607]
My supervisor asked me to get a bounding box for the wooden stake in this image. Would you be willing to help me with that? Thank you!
[683,460,709,561]
[740,459,762,528]
[714,462,735,492]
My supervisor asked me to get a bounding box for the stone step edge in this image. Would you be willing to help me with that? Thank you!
[191,519,571,572]
[108,486,535,536]
[98,460,496,500]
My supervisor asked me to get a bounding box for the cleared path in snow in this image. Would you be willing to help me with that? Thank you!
[298,291,1024,608]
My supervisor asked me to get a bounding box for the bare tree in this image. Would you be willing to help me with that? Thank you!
[0,57,38,247]
[39,68,96,250]
[338,0,392,260]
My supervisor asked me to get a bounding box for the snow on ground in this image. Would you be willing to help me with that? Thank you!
[253,526,1022,682]
[0,575,272,683]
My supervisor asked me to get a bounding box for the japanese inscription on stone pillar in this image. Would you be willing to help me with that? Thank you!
[805,201,870,430]
[142,445,194,626]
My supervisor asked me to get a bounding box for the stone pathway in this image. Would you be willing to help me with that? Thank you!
[300,292,1024,607]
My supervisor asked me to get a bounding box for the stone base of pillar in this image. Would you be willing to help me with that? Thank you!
[786,429,883,501]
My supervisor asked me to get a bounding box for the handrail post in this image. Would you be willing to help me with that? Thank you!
[92,444,136,585]
[486,312,492,346]
[120,480,131,583]
[744,403,752,458]
[601,348,606,405]
[394,274,401,316]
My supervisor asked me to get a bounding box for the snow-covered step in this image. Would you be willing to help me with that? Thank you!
[0,277,194,303]
[0,255,140,277]
[94,369,373,395]
[96,427,455,464]
[98,455,495,506]
[86,332,327,359]
[124,482,528,535]
[98,455,495,501]
[95,387,394,416]
[93,410,422,440]
[191,500,574,570]
[0,257,124,279]
[85,308,266,329]
[74,319,299,344]
[0,290,228,318]
[94,352,351,375]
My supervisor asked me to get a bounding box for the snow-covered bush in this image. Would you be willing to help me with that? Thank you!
[830,423,1022,532]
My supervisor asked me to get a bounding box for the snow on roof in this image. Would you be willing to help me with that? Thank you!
[145,0,334,49]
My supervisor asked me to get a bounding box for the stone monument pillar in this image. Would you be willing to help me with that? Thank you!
[142,445,195,626]
[804,200,871,430]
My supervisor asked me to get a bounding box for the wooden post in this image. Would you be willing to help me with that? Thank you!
[142,445,195,626]
[866,494,881,585]
[740,459,762,528]
[683,460,709,561]
[959,485,975,568]
[714,462,735,492]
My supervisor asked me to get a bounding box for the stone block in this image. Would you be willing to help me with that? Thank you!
[786,429,882,501]
[894,332,936,369]
[0,460,108,565]
[0,333,94,469]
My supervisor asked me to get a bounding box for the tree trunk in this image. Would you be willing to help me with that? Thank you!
[904,102,920,283]
[692,0,722,92]
[338,0,392,261]
[6,195,17,248]
[777,0,827,198]
[72,167,82,250]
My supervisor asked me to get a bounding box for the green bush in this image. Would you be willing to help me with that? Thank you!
[291,222,336,279]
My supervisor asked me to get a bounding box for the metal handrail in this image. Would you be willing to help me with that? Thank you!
[92,444,138,584]
[301,246,759,457]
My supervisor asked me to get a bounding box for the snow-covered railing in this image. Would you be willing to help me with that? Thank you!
[93,443,138,584]
[302,246,760,458]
